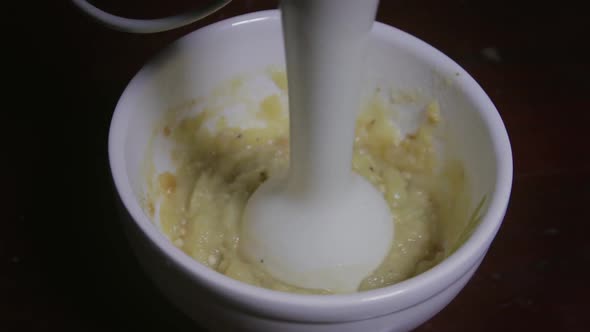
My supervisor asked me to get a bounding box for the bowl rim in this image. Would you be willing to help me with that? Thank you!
[108,9,513,322]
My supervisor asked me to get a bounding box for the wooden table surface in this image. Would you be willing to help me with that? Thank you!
[5,0,589,331]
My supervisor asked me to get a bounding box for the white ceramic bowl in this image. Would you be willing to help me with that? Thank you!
[109,10,512,332]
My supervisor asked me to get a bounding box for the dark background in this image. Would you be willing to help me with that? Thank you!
[4,0,589,331]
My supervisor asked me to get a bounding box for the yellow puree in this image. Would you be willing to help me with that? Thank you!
[145,70,470,294]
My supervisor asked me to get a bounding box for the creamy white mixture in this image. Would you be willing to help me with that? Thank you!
[143,69,471,294]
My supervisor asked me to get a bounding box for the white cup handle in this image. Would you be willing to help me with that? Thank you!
[71,0,232,33]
